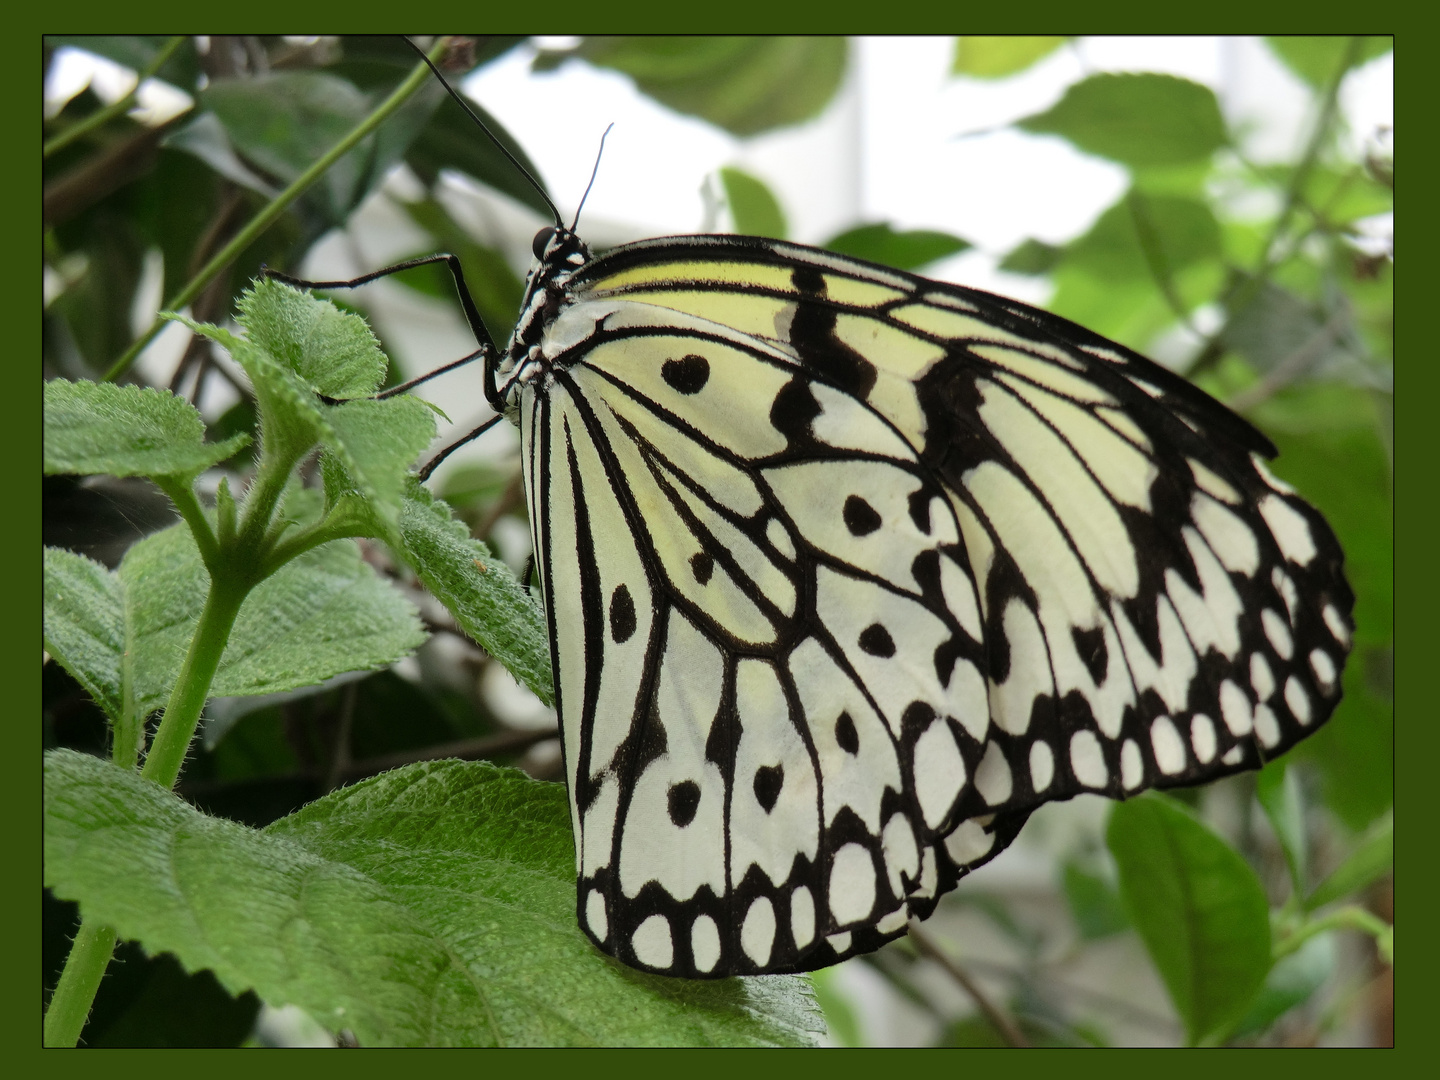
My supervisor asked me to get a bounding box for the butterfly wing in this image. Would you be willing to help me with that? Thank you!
[521,234,1353,978]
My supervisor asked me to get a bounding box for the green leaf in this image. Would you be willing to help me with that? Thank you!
[1223,282,1365,380]
[1230,931,1335,1039]
[999,238,1062,276]
[201,71,380,224]
[43,379,249,480]
[1255,760,1308,896]
[397,480,553,706]
[952,36,1066,78]
[320,395,437,534]
[1018,73,1227,166]
[1062,860,1130,940]
[237,277,389,399]
[1305,812,1392,911]
[549,37,847,137]
[824,223,970,272]
[1107,794,1272,1045]
[45,751,824,1047]
[43,547,127,724]
[1063,193,1222,283]
[397,197,525,340]
[1265,37,1393,88]
[117,521,426,717]
[720,166,787,239]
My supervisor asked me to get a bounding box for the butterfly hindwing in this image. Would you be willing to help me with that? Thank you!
[515,233,1352,978]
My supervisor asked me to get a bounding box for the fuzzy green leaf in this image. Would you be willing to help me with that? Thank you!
[115,522,425,717]
[44,751,824,1047]
[1107,794,1272,1045]
[397,480,553,705]
[43,379,249,480]
[1018,73,1227,166]
[238,277,389,399]
[43,547,128,723]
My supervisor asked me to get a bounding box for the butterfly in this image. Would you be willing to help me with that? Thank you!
[297,43,1354,979]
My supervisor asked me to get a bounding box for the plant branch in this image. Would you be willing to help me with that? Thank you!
[1274,906,1393,966]
[908,919,1030,1048]
[102,38,452,382]
[153,475,220,570]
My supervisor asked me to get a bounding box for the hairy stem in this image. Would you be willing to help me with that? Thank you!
[43,920,118,1047]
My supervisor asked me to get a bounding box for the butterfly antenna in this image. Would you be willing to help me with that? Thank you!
[403,36,562,227]
[570,123,614,232]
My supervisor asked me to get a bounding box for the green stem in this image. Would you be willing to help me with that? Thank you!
[1273,905,1392,964]
[154,475,221,572]
[43,920,118,1047]
[103,39,450,383]
[43,36,189,159]
[139,575,249,791]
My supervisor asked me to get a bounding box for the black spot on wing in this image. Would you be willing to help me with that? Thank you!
[1071,624,1108,684]
[690,551,715,585]
[667,780,701,827]
[609,584,637,643]
[834,710,859,754]
[842,495,882,536]
[789,266,878,399]
[753,765,784,812]
[859,623,896,657]
[661,353,710,394]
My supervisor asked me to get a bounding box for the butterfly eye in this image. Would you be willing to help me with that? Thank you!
[532,226,557,260]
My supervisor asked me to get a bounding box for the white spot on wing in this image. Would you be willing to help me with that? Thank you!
[741,897,776,966]
[990,599,1054,735]
[1252,454,1295,494]
[1254,705,1282,748]
[1259,495,1317,566]
[912,718,967,828]
[1188,459,1241,504]
[1069,730,1108,789]
[946,658,989,743]
[1191,493,1260,576]
[943,820,995,865]
[1120,739,1144,790]
[882,815,920,905]
[1309,648,1337,690]
[830,844,878,926]
[1151,716,1186,775]
[1285,676,1313,725]
[586,889,608,942]
[1262,608,1295,659]
[691,915,721,974]
[791,887,816,949]
[1272,567,1299,624]
[1190,714,1218,763]
[632,914,674,970]
[974,742,1013,806]
[1219,681,1253,736]
[1029,741,1055,793]
[1250,653,1276,701]
[1323,604,1351,646]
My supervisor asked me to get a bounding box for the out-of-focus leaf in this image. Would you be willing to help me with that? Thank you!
[720,166,787,239]
[1266,37,1393,88]
[398,196,525,337]
[1229,931,1335,1040]
[404,94,554,221]
[47,34,202,92]
[1255,760,1308,897]
[1108,794,1271,1046]
[824,222,970,271]
[952,36,1066,78]
[1064,193,1222,283]
[1305,812,1392,910]
[544,37,847,137]
[1062,860,1130,940]
[45,751,825,1047]
[163,112,279,198]
[1018,73,1226,166]
[999,238,1062,276]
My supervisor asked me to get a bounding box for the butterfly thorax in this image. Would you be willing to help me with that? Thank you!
[497,226,593,418]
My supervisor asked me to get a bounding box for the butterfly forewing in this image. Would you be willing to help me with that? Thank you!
[514,233,1352,978]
